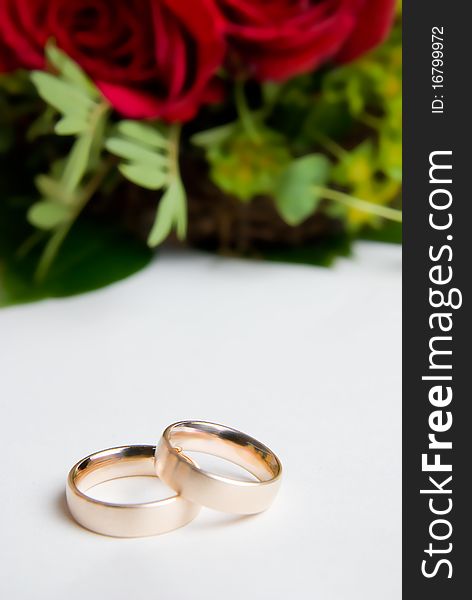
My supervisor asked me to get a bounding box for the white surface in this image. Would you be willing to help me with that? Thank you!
[0,243,401,600]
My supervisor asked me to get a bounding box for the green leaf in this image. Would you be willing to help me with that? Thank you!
[45,40,99,99]
[55,115,88,135]
[147,190,174,247]
[274,154,331,225]
[191,122,237,149]
[118,163,168,190]
[62,133,93,192]
[173,180,187,240]
[88,105,109,168]
[0,220,153,308]
[106,137,168,168]
[109,123,187,245]
[360,221,402,244]
[27,201,70,230]
[30,71,94,117]
[26,107,56,141]
[263,234,353,267]
[116,120,168,150]
[147,180,185,247]
[35,175,72,204]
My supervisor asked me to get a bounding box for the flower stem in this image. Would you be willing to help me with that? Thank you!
[312,186,403,223]
[168,124,182,179]
[360,113,383,130]
[35,158,113,282]
[234,81,259,142]
[313,132,349,160]
[168,123,187,240]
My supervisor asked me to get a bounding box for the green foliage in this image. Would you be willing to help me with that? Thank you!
[0,19,402,305]
[263,234,353,268]
[26,107,56,140]
[45,41,99,98]
[31,71,95,121]
[361,221,402,244]
[261,16,402,230]
[274,154,331,225]
[27,201,70,230]
[329,137,401,229]
[0,94,14,154]
[378,96,402,182]
[148,179,187,246]
[0,104,151,307]
[115,120,169,149]
[318,20,402,229]
[106,136,168,169]
[0,211,152,307]
[28,40,111,279]
[35,175,71,204]
[331,141,375,187]
[118,164,167,190]
[1,71,39,153]
[192,12,402,231]
[205,127,291,201]
[191,122,238,149]
[106,122,187,247]
[192,115,291,202]
[61,133,95,191]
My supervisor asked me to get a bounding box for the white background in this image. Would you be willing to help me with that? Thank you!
[0,243,401,600]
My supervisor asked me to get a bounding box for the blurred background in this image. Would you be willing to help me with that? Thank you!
[0,1,401,306]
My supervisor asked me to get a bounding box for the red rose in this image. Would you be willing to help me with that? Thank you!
[218,0,396,81]
[0,0,226,121]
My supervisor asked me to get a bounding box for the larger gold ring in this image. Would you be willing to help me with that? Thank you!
[66,445,200,537]
[155,421,282,514]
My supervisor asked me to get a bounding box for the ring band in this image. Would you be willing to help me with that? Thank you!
[66,445,200,537]
[155,421,282,515]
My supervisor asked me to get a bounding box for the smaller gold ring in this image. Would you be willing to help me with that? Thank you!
[155,421,282,515]
[66,445,200,537]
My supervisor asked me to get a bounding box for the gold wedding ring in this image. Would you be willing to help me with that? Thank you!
[66,423,282,536]
[66,445,200,537]
[155,421,282,514]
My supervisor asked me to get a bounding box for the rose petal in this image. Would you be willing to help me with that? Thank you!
[0,0,47,68]
[220,0,396,81]
[336,0,397,62]
[97,81,166,119]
